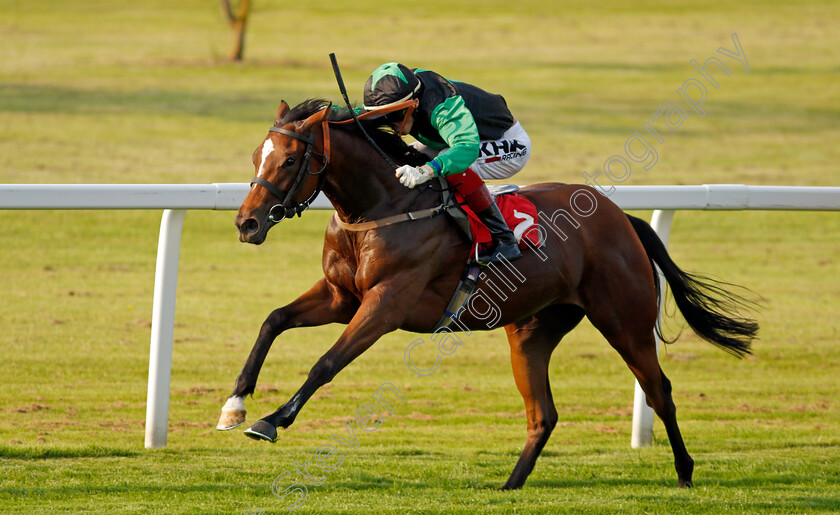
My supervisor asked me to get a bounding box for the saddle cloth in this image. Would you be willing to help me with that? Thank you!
[446,183,542,252]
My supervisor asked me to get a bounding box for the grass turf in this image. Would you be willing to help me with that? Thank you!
[1,0,839,513]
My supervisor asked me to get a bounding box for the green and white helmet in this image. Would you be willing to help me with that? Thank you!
[362,62,422,111]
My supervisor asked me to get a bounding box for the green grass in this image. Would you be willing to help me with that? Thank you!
[1,0,839,513]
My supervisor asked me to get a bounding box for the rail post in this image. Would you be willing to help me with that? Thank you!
[145,209,186,448]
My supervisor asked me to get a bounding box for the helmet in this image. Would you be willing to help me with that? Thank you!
[362,63,421,110]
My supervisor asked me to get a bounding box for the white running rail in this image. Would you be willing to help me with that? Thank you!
[1,184,838,448]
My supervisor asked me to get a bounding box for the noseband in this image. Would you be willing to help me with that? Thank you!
[250,126,329,224]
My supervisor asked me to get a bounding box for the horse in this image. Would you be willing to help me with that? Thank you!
[216,98,758,490]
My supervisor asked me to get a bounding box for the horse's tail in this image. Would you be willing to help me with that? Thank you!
[626,214,758,357]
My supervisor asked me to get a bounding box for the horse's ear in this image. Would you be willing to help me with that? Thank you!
[275,101,290,125]
[299,103,332,134]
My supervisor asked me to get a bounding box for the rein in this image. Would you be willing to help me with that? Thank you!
[250,99,432,228]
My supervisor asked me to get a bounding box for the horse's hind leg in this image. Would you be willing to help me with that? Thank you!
[216,278,356,430]
[502,305,585,490]
[593,317,695,487]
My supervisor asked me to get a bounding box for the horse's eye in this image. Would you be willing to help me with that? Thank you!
[284,157,296,167]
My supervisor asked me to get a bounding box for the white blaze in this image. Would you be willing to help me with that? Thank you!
[256,138,275,178]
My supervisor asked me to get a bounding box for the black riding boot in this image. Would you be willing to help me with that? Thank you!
[476,203,523,265]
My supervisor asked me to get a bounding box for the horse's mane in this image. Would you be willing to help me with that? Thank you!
[277,98,427,167]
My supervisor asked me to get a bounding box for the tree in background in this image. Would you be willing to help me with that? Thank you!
[220,0,251,61]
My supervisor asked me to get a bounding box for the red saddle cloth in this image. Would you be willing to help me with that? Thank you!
[454,192,541,251]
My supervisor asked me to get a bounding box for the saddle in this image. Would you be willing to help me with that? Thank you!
[439,178,542,256]
[432,178,542,332]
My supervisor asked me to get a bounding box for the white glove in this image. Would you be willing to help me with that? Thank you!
[395,164,434,188]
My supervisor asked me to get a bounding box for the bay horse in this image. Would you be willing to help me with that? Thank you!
[217,98,757,490]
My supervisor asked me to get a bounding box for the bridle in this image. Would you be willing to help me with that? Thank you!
[249,98,419,225]
[250,125,329,224]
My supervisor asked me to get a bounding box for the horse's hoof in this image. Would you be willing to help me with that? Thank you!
[244,420,278,442]
[679,479,694,488]
[500,480,523,491]
[216,409,246,431]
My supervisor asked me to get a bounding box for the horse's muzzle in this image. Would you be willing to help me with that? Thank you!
[235,213,268,245]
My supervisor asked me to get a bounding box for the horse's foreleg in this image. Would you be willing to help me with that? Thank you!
[243,285,406,442]
[216,278,356,430]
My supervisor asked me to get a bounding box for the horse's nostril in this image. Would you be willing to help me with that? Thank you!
[240,218,259,235]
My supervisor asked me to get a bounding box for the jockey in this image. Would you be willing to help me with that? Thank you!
[359,62,531,265]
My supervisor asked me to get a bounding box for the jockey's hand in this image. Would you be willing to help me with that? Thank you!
[395,164,434,188]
